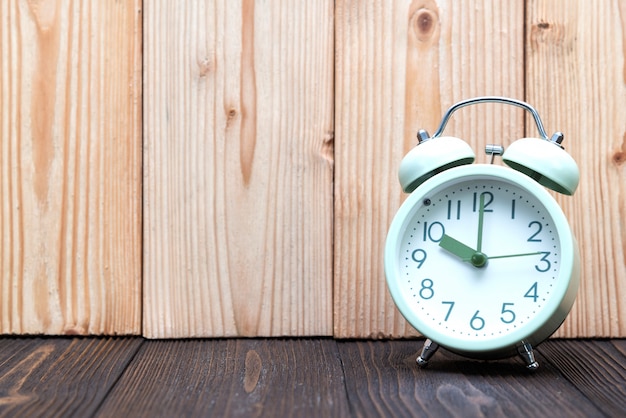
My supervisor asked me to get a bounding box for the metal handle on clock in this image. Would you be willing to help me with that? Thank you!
[431,96,550,141]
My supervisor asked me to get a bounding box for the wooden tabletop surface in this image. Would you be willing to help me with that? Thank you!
[0,338,624,417]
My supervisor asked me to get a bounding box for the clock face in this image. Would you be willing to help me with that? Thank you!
[385,165,576,354]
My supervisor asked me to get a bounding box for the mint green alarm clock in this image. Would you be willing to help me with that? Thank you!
[384,97,580,369]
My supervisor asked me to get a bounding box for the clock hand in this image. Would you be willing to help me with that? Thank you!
[476,193,485,252]
[439,235,488,268]
[439,234,475,260]
[487,251,542,260]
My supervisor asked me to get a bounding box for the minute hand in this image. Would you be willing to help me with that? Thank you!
[487,252,542,260]
[476,193,485,252]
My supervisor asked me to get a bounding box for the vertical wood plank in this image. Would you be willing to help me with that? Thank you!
[334,0,525,337]
[526,0,626,337]
[143,1,335,337]
[0,1,142,334]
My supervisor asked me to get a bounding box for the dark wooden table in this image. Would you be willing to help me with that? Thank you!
[0,338,624,417]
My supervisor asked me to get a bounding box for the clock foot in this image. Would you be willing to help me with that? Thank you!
[517,341,539,371]
[416,339,439,368]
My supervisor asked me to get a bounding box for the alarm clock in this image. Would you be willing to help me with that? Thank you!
[384,97,580,370]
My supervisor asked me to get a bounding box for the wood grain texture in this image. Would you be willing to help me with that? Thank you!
[96,339,350,417]
[0,337,624,417]
[538,340,626,416]
[338,339,605,417]
[143,1,335,338]
[526,0,626,337]
[0,337,143,417]
[0,1,142,334]
[334,0,525,338]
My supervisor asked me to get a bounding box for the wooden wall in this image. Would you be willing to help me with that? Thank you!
[1,0,141,334]
[334,0,526,338]
[142,1,334,337]
[525,0,626,338]
[1,0,624,338]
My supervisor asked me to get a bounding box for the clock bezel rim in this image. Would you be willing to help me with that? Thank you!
[384,164,579,357]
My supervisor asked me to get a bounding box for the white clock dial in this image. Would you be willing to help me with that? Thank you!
[385,165,579,358]
[400,180,559,336]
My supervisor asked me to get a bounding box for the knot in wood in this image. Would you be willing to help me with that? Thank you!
[228,108,238,118]
[613,151,625,165]
[530,20,567,47]
[243,350,262,393]
[412,7,438,42]
[613,134,626,165]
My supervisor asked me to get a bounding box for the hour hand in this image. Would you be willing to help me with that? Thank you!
[438,234,476,261]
